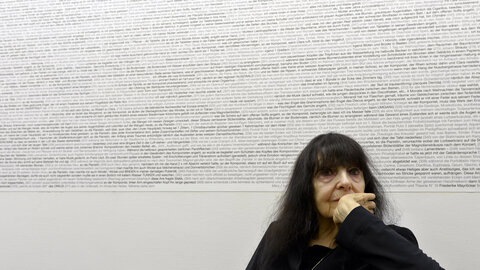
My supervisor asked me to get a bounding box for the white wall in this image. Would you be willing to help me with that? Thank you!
[0,192,478,270]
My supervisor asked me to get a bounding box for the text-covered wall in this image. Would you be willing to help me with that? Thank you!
[1,0,478,191]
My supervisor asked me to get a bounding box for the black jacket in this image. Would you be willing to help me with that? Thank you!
[247,207,444,269]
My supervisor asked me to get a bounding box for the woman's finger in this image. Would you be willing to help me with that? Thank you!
[362,201,376,214]
[351,193,375,204]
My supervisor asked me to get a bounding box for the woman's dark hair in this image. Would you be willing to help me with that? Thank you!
[260,132,388,268]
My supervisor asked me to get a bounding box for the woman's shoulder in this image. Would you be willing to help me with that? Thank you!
[387,224,419,246]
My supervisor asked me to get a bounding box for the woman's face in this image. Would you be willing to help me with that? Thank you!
[312,165,366,219]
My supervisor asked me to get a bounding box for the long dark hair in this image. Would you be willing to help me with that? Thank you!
[260,132,388,268]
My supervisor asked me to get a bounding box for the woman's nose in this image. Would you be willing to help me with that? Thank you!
[336,169,352,190]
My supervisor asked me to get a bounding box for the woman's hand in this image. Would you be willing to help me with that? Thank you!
[333,193,376,223]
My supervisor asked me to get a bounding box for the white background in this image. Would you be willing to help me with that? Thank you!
[0,191,478,270]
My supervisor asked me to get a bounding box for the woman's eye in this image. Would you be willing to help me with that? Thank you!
[349,168,361,175]
[318,169,334,176]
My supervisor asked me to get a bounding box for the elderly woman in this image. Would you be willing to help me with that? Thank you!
[246,133,443,269]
